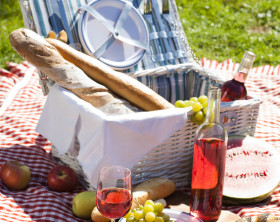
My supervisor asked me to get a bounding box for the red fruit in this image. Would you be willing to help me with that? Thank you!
[0,160,31,190]
[47,165,78,192]
[223,135,280,205]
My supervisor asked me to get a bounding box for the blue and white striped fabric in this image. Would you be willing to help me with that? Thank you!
[22,0,211,103]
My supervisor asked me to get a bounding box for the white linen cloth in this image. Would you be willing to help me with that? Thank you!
[36,84,188,188]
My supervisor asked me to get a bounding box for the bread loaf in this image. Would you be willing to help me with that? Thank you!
[91,207,110,222]
[133,178,176,201]
[9,28,138,115]
[45,38,174,111]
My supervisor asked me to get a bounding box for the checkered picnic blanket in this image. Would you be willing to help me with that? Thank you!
[0,60,279,221]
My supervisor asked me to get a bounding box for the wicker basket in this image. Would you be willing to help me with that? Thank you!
[19,0,261,190]
[50,63,261,190]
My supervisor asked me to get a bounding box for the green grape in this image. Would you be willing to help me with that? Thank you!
[202,101,208,108]
[190,97,198,102]
[174,100,186,108]
[153,202,164,213]
[192,102,202,112]
[155,216,164,222]
[203,107,207,115]
[143,204,154,214]
[123,210,132,219]
[144,200,154,207]
[191,113,197,123]
[145,212,156,222]
[134,210,144,220]
[195,111,204,122]
[183,100,194,107]
[198,95,208,104]
[198,116,206,125]
[139,205,144,210]
[139,219,145,222]
[127,216,136,222]
[162,214,170,222]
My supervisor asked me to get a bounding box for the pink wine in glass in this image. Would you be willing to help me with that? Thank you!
[190,87,227,222]
[221,51,256,102]
[190,138,226,222]
[97,187,132,219]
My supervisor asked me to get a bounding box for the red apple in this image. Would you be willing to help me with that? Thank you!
[47,165,78,192]
[0,160,31,190]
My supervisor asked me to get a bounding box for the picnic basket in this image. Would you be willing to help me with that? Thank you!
[19,0,261,190]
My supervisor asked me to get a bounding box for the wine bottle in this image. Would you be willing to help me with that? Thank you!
[221,51,256,102]
[190,87,228,222]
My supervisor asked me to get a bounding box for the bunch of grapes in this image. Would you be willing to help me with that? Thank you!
[124,200,170,222]
[174,95,208,125]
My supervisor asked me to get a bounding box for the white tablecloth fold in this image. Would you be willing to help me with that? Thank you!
[36,84,188,188]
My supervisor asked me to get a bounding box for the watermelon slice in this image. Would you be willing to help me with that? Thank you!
[223,135,280,205]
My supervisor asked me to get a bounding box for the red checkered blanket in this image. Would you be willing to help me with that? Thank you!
[0,60,279,221]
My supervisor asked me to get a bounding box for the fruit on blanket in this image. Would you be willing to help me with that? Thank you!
[223,135,280,205]
[47,165,77,192]
[0,160,31,190]
[72,191,97,220]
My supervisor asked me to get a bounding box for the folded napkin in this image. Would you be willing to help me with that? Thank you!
[36,84,188,188]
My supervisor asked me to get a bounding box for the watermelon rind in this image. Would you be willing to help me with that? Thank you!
[222,135,280,205]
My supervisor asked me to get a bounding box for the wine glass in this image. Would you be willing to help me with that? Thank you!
[96,166,132,221]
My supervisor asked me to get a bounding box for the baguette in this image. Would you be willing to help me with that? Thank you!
[9,28,138,115]
[45,38,174,111]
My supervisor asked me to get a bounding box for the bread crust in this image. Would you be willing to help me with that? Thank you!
[45,38,174,111]
[133,178,176,201]
[9,28,136,115]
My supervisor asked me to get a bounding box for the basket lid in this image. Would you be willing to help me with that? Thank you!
[78,0,149,70]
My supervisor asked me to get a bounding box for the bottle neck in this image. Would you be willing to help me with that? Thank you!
[234,50,256,83]
[233,71,247,83]
[206,87,221,124]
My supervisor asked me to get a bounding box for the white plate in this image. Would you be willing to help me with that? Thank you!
[78,0,149,70]
[119,209,203,222]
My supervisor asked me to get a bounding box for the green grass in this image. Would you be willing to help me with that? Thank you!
[1,0,280,68]
[176,0,280,66]
[0,0,24,68]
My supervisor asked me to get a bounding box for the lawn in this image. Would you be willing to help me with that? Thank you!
[1,0,280,68]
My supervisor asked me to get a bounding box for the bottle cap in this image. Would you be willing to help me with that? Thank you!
[238,51,256,74]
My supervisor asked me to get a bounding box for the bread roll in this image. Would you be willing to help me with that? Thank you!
[91,207,111,222]
[45,38,174,111]
[9,28,137,115]
[131,190,149,209]
[133,178,176,202]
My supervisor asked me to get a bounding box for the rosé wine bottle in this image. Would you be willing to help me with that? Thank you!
[221,51,256,102]
[190,87,228,222]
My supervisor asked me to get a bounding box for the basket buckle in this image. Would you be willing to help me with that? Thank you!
[220,111,238,127]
